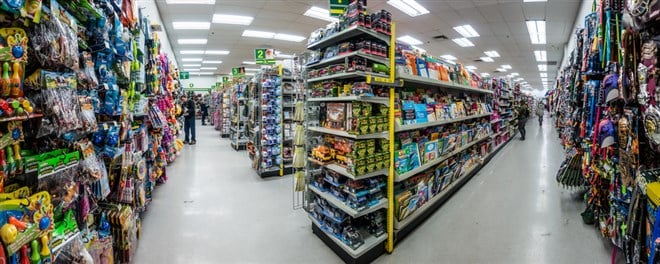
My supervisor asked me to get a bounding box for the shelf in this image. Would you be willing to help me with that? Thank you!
[394,135,490,182]
[307,95,390,106]
[307,26,391,50]
[52,231,81,253]
[307,51,390,69]
[38,163,79,180]
[309,216,387,259]
[0,113,43,123]
[490,119,501,124]
[310,158,387,180]
[308,71,389,83]
[397,72,494,95]
[395,113,492,132]
[394,161,482,230]
[308,126,389,139]
[309,185,387,218]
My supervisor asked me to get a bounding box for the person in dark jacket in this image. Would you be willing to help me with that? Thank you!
[182,95,196,144]
[516,102,530,140]
[200,98,209,125]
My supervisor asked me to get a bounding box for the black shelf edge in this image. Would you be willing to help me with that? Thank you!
[312,224,385,264]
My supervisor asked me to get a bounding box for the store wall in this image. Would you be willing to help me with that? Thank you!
[557,0,593,77]
[137,0,177,68]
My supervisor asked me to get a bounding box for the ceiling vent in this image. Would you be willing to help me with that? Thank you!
[151,23,163,32]
[432,35,448,40]
[547,61,558,66]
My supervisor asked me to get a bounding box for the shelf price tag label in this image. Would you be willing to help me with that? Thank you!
[255,48,275,65]
[179,71,189,80]
[232,67,245,77]
[329,0,348,16]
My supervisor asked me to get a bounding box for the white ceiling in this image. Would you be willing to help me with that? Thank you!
[155,0,583,90]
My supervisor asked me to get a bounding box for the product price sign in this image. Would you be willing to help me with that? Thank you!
[179,71,190,80]
[232,67,245,77]
[254,49,275,65]
[329,0,348,17]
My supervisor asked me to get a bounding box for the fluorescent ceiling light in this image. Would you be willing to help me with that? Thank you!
[242,30,275,39]
[540,72,548,77]
[541,78,548,82]
[242,61,256,65]
[524,0,547,2]
[510,72,519,77]
[496,68,507,72]
[465,65,477,70]
[180,50,204,54]
[172,22,211,30]
[441,55,457,61]
[178,39,207,45]
[387,0,429,17]
[203,61,223,64]
[245,68,261,72]
[397,35,423,45]
[481,73,490,77]
[184,69,200,72]
[452,38,474,47]
[245,72,256,76]
[212,14,254,25]
[501,65,512,69]
[538,64,547,71]
[200,67,217,70]
[274,33,306,42]
[276,53,294,59]
[206,50,230,55]
[304,6,339,22]
[167,0,214,4]
[453,25,479,38]
[526,20,546,44]
[182,58,203,62]
[182,64,201,67]
[484,51,500,57]
[197,72,215,75]
[534,50,547,62]
[411,46,426,53]
[515,78,524,81]
[521,81,528,84]
[480,57,494,62]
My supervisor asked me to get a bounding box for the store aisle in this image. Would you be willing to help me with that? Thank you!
[134,119,613,263]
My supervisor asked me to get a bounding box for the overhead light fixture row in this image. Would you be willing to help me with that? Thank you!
[213,14,254,25]
[182,64,201,67]
[538,64,547,71]
[440,55,457,61]
[484,51,500,57]
[242,61,257,65]
[452,38,474,47]
[501,65,512,69]
[167,0,214,4]
[172,22,210,30]
[526,20,546,44]
[480,57,494,62]
[465,65,477,70]
[496,68,507,72]
[397,35,423,45]
[242,30,305,42]
[181,58,203,62]
[387,0,429,17]
[534,50,547,62]
[453,25,479,38]
[178,39,207,45]
[304,6,339,22]
[540,72,548,77]
[203,61,223,64]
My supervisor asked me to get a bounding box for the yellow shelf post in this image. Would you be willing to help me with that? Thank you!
[386,22,396,254]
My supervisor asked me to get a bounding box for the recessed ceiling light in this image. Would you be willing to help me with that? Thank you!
[178,39,207,45]
[203,61,223,64]
[541,78,548,82]
[501,65,512,69]
[274,33,306,42]
[200,67,217,70]
[182,58,203,62]
[480,57,494,62]
[496,68,507,72]
[167,0,214,4]
[182,64,201,67]
[172,22,211,30]
[452,38,474,47]
[184,69,201,72]
[440,55,457,61]
[242,30,275,39]
[538,64,547,71]
[484,51,500,57]
[212,14,254,25]
[197,72,215,75]
[453,25,479,38]
[397,35,423,45]
[510,72,519,77]
[540,72,548,77]
[534,50,547,62]
[242,61,256,65]
[387,0,429,17]
[481,73,490,77]
[206,50,230,55]
[526,20,546,44]
[180,50,204,54]
[304,6,339,22]
[465,65,477,70]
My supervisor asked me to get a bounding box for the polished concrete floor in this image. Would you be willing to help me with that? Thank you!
[134,118,613,263]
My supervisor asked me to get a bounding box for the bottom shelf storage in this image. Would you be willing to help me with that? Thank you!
[310,216,386,264]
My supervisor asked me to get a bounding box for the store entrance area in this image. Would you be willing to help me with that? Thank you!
[134,119,612,263]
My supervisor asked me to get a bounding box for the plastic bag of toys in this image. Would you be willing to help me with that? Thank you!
[53,235,93,264]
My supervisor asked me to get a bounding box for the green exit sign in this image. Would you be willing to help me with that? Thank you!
[179,71,190,80]
[329,0,348,17]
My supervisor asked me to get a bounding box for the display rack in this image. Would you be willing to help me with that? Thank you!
[488,78,515,145]
[217,92,231,137]
[231,82,248,151]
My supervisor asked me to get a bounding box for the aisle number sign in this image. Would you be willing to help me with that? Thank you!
[179,71,190,80]
[216,82,222,88]
[255,48,275,65]
[232,67,245,77]
[222,76,231,84]
[329,0,348,17]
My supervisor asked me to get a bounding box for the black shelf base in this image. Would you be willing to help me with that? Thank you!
[259,167,293,178]
[231,143,246,151]
[395,134,514,243]
[220,134,230,138]
[312,224,384,264]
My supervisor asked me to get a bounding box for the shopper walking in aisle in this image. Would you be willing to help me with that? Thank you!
[536,101,545,126]
[182,95,196,145]
[516,102,530,140]
[200,96,209,126]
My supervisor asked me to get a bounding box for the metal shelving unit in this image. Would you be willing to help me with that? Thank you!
[230,83,248,151]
